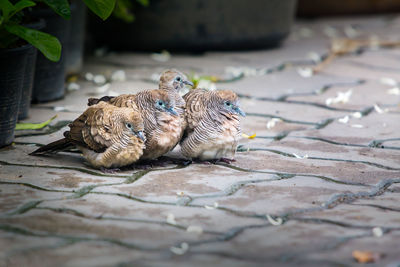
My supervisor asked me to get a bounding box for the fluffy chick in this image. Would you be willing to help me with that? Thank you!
[30,102,145,170]
[88,89,179,160]
[181,88,246,162]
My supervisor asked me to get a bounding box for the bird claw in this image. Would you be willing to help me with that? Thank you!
[219,158,236,164]
[100,167,120,174]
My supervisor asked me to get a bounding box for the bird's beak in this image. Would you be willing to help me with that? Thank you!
[235,107,246,117]
[136,131,146,142]
[183,80,194,87]
[167,107,179,116]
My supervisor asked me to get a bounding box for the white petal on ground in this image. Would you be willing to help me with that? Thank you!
[299,27,314,38]
[204,202,219,210]
[186,225,203,234]
[267,118,282,129]
[170,242,189,255]
[67,82,80,91]
[85,72,94,81]
[111,70,126,82]
[53,106,67,112]
[151,50,171,62]
[344,25,360,38]
[166,213,177,225]
[374,104,385,114]
[379,77,397,87]
[372,227,384,237]
[297,67,314,78]
[325,89,353,106]
[93,74,107,85]
[338,116,349,124]
[95,83,111,94]
[387,87,400,95]
[266,214,283,226]
[197,79,216,91]
[323,26,339,38]
[351,124,364,128]
[352,112,363,119]
[307,51,322,63]
[293,153,309,159]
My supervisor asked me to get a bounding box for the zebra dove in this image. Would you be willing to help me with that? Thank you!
[181,88,246,163]
[88,89,179,160]
[30,102,146,171]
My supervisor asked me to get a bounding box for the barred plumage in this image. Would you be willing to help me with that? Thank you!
[181,89,246,161]
[88,89,179,160]
[30,102,145,170]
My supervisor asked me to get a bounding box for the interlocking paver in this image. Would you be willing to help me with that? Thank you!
[1,14,400,266]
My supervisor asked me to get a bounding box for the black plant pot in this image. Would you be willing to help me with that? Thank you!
[0,45,31,147]
[66,1,86,74]
[17,20,44,120]
[89,0,297,52]
[31,8,71,103]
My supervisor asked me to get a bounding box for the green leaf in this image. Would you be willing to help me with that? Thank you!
[0,0,15,21]
[136,0,149,6]
[113,0,134,23]
[4,24,61,61]
[83,0,116,20]
[42,0,71,19]
[15,115,57,130]
[9,0,36,19]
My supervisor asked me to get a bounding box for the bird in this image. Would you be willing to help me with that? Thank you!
[30,102,146,171]
[158,69,193,141]
[88,89,180,160]
[180,88,246,163]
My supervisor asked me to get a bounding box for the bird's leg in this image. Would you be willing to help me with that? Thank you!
[100,167,120,174]
[219,158,236,164]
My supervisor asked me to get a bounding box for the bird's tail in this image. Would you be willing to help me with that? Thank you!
[87,96,114,106]
[30,138,73,155]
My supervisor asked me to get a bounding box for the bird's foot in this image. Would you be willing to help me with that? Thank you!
[100,167,120,174]
[219,158,236,164]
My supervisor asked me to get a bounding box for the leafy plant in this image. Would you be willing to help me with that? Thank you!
[0,0,62,61]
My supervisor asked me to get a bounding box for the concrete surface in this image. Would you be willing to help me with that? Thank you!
[1,15,400,267]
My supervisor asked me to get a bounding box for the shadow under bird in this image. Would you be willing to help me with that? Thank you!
[30,102,146,171]
[181,88,246,163]
[88,89,180,160]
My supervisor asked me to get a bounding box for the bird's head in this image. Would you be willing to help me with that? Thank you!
[159,69,193,91]
[122,110,146,142]
[152,90,178,116]
[215,90,246,117]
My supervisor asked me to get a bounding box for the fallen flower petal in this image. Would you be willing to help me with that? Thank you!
[338,116,349,124]
[297,67,313,78]
[267,118,282,129]
[170,242,189,255]
[387,87,400,95]
[372,227,384,237]
[351,124,364,128]
[242,133,256,139]
[352,250,382,263]
[266,214,283,226]
[166,213,177,225]
[186,225,203,234]
[379,77,397,87]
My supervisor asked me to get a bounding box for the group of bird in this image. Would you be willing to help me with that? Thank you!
[31,69,246,172]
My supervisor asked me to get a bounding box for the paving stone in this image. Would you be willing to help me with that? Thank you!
[1,14,400,266]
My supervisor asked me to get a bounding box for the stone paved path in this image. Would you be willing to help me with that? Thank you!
[1,16,400,267]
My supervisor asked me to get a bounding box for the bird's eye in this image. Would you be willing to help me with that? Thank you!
[158,100,164,106]
[225,101,232,107]
[175,76,181,82]
[125,123,132,129]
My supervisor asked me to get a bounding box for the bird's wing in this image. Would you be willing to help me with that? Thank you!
[183,89,208,130]
[69,107,113,153]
